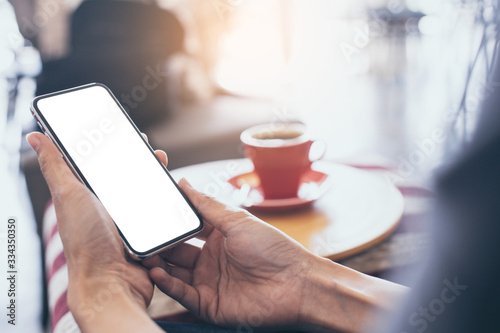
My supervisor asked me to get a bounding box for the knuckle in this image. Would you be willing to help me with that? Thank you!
[37,148,64,182]
[37,150,53,175]
[197,191,218,208]
[220,207,252,226]
[177,283,189,303]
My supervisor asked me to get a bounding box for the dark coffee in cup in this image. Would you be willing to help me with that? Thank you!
[251,130,303,141]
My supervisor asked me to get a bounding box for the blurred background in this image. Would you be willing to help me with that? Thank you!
[1,0,499,331]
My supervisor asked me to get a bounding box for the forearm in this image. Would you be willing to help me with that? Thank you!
[300,256,409,333]
[68,277,163,333]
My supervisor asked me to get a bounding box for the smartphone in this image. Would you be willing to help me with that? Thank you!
[31,83,203,260]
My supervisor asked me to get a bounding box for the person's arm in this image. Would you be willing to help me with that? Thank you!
[298,256,408,332]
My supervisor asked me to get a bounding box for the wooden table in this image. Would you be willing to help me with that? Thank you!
[171,159,404,261]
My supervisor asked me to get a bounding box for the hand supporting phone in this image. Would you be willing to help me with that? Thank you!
[31,83,203,259]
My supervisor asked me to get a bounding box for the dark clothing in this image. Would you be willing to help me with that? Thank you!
[386,48,500,333]
[156,322,236,333]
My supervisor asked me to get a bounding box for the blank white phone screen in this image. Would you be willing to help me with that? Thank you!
[36,85,201,254]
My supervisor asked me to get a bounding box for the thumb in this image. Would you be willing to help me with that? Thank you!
[178,178,252,237]
[26,132,83,198]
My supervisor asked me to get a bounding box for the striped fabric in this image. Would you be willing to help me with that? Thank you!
[42,163,432,332]
[43,203,80,333]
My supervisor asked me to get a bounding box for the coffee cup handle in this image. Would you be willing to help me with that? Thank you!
[308,140,327,162]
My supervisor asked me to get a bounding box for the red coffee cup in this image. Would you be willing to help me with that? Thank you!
[240,123,325,199]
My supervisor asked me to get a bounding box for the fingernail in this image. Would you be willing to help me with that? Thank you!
[26,133,40,151]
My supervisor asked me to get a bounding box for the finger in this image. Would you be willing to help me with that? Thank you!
[149,267,200,315]
[154,149,168,167]
[142,254,168,270]
[179,178,250,236]
[26,132,83,195]
[142,133,169,167]
[143,256,193,284]
[160,243,201,269]
[163,266,193,285]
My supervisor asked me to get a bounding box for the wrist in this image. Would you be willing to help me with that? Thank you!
[68,275,144,317]
[69,261,146,304]
[298,256,408,332]
[67,258,151,308]
[68,276,159,333]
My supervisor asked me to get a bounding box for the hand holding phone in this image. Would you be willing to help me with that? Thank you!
[31,83,203,259]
